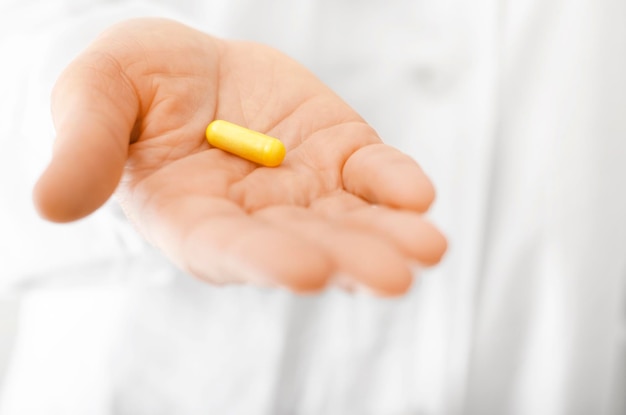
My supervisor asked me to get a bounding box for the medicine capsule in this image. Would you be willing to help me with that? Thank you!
[205,120,286,167]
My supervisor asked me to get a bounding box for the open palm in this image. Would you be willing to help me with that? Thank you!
[34,18,446,295]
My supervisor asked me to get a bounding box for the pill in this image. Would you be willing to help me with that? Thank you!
[205,120,286,167]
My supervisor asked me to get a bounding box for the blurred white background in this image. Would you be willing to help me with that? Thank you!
[0,297,19,393]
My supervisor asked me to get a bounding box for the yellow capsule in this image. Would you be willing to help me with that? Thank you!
[205,120,286,167]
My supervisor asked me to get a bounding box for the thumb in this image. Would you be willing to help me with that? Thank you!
[33,49,139,222]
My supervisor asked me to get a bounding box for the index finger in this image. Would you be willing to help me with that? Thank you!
[343,143,436,212]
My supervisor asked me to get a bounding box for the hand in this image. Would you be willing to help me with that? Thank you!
[33,18,446,296]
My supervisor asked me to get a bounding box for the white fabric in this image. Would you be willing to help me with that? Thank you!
[0,0,625,414]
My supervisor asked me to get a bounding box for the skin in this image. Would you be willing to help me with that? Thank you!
[32,18,447,296]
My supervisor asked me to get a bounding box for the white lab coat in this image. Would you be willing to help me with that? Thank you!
[0,0,624,414]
